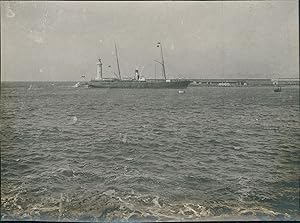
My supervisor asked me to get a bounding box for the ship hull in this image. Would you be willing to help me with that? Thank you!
[88,79,191,89]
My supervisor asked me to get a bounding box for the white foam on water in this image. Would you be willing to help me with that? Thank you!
[69,116,78,125]
[103,189,116,196]
[118,133,128,143]
[152,196,162,208]
[234,206,291,219]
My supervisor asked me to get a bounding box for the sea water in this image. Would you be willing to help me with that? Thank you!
[1,82,299,221]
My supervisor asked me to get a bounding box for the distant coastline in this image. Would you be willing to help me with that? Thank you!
[2,78,299,87]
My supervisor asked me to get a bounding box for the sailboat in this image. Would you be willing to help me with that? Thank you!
[87,42,191,89]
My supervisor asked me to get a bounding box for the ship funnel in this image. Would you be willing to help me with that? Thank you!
[96,59,103,80]
[135,69,139,80]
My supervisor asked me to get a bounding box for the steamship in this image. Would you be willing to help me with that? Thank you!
[87,42,191,89]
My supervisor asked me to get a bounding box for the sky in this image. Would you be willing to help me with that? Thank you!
[1,1,299,81]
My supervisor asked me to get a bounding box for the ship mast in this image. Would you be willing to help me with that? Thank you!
[157,42,167,80]
[114,42,121,79]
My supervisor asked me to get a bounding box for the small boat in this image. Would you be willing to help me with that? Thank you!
[73,82,80,88]
[73,74,89,88]
[178,90,185,94]
[274,86,281,92]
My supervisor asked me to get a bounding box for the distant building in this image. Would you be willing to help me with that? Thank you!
[271,78,299,86]
[190,79,273,87]
[218,82,231,87]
